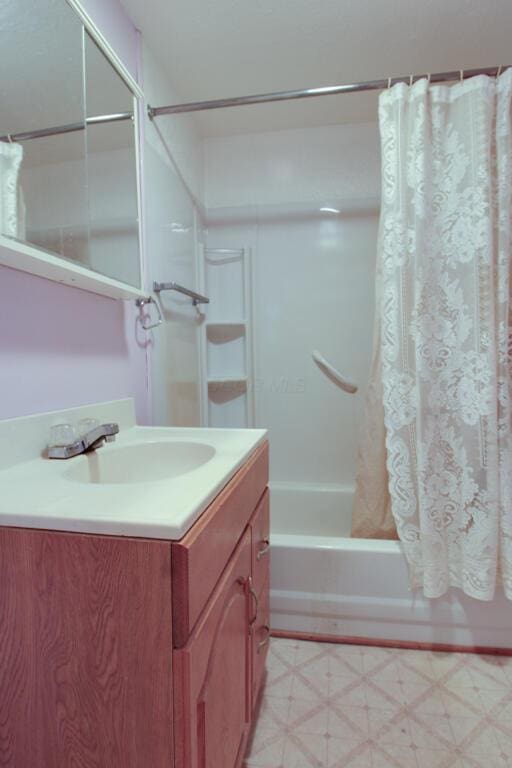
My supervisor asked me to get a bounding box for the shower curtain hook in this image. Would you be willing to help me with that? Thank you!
[409,74,414,86]
[7,134,13,144]
[387,76,392,90]
[496,65,503,79]
[460,69,464,83]
[426,72,431,85]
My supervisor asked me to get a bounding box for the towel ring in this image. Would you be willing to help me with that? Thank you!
[135,297,163,331]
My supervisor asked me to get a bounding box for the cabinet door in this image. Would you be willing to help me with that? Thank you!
[174,529,252,768]
[252,573,270,710]
[250,488,270,597]
[0,529,173,768]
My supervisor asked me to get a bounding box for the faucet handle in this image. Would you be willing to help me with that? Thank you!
[78,418,100,437]
[49,423,78,448]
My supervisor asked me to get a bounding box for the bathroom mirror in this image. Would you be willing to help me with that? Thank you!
[0,0,143,298]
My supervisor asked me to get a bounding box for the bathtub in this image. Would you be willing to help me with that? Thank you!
[269,481,512,649]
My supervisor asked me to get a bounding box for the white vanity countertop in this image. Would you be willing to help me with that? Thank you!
[0,401,267,540]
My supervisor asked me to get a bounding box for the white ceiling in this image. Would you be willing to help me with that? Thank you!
[121,0,512,137]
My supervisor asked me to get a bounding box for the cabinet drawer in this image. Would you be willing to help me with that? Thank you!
[172,442,268,648]
[250,489,270,598]
[252,574,270,711]
[173,529,252,768]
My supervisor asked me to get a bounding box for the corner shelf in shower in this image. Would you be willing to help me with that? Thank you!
[207,376,248,385]
[205,320,247,329]
[197,246,254,428]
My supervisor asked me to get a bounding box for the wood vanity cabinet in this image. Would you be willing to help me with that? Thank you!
[0,441,269,768]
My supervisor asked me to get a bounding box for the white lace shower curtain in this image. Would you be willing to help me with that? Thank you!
[0,141,23,238]
[353,70,512,600]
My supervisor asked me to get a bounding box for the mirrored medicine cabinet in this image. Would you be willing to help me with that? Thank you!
[0,0,144,298]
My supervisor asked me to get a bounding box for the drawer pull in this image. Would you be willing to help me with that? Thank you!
[256,539,270,561]
[257,625,270,653]
[248,576,259,626]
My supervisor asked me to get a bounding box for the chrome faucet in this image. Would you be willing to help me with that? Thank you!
[48,423,119,460]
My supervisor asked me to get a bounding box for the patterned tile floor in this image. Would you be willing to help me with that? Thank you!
[244,637,512,768]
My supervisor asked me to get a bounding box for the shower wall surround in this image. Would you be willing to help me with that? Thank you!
[141,43,204,428]
[204,122,380,208]
[204,123,380,492]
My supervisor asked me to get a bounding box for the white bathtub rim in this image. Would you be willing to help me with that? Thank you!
[270,480,355,494]
[271,532,402,554]
[269,535,512,649]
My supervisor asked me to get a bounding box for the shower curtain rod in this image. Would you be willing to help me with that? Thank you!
[148,65,510,116]
[0,112,133,144]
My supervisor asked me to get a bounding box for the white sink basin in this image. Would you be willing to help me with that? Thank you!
[0,398,267,539]
[64,441,216,485]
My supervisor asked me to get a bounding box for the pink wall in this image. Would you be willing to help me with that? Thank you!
[0,266,149,421]
[0,0,150,423]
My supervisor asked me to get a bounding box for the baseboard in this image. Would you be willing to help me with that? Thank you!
[270,588,512,651]
[270,628,512,656]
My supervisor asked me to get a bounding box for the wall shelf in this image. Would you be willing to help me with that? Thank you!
[198,247,254,428]
[207,377,248,385]
[205,320,247,329]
